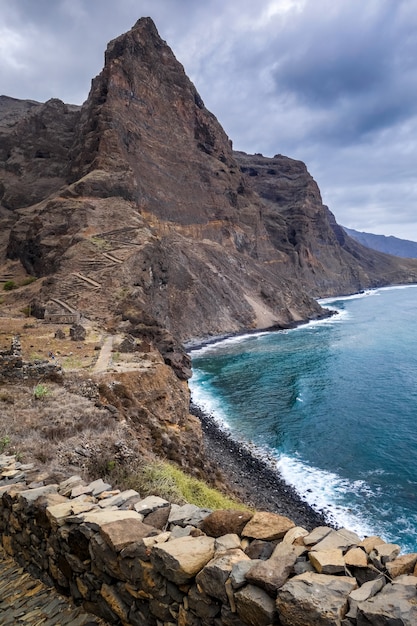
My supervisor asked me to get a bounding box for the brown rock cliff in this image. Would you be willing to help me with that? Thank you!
[2,17,417,349]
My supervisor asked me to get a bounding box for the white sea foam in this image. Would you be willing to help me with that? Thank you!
[292,306,349,329]
[275,453,380,539]
[319,283,417,307]
[190,384,402,544]
[189,331,270,358]
[189,379,231,431]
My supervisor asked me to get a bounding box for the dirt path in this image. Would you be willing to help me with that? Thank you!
[92,335,113,373]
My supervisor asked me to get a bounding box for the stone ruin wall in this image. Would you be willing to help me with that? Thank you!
[44,313,81,324]
[0,336,62,382]
[1,456,417,625]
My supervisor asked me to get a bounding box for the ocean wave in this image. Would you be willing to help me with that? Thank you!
[189,383,231,431]
[188,331,270,357]
[275,454,380,539]
[189,381,378,537]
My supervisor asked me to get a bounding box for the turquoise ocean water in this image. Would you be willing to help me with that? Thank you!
[189,285,417,552]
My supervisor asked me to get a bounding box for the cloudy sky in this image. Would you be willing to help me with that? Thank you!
[1,0,416,240]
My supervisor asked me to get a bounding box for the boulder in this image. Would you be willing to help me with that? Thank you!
[168,503,202,526]
[99,517,156,552]
[143,506,170,530]
[75,509,143,530]
[308,548,345,574]
[386,553,417,578]
[98,489,140,509]
[346,577,385,619]
[55,477,79,497]
[230,559,262,590]
[245,543,298,595]
[310,528,361,552]
[150,535,215,584]
[359,536,386,554]
[200,509,253,537]
[242,512,295,541]
[344,547,368,568]
[276,572,357,625]
[85,478,113,497]
[373,542,401,564]
[187,584,221,620]
[235,584,277,626]
[356,580,417,625]
[134,495,170,516]
[18,484,59,507]
[283,526,309,545]
[303,526,333,546]
[69,324,86,341]
[245,539,275,561]
[196,548,250,603]
[46,500,96,530]
[215,533,242,553]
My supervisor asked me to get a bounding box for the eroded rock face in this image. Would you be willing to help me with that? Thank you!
[235,151,417,298]
[3,18,416,351]
[0,96,80,211]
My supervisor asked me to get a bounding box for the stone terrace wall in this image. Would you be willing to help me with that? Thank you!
[0,336,62,382]
[1,454,417,625]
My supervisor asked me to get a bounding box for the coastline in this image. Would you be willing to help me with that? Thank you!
[184,308,336,352]
[186,312,339,531]
[190,402,332,531]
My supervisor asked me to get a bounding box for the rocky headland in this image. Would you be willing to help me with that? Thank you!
[1,16,417,625]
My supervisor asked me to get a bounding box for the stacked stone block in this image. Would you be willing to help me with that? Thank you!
[1,454,417,625]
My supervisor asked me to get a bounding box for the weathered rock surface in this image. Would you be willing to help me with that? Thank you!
[245,542,298,594]
[196,549,250,603]
[308,548,345,574]
[2,17,417,353]
[276,572,358,625]
[201,509,254,537]
[150,535,215,584]
[242,511,295,541]
[356,579,417,625]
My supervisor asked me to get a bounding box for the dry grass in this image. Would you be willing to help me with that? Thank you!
[0,314,246,509]
[0,317,101,371]
[0,378,128,479]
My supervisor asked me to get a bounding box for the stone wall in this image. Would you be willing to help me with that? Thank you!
[44,313,81,324]
[0,336,62,381]
[1,454,417,625]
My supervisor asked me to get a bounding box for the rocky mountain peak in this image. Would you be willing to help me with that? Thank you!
[68,15,242,229]
[1,17,417,350]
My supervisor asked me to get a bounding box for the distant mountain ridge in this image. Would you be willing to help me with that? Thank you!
[343,227,417,259]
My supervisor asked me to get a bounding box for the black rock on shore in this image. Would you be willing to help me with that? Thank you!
[191,403,334,531]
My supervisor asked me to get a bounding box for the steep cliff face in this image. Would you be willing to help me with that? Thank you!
[0,96,80,211]
[236,151,417,296]
[2,17,417,349]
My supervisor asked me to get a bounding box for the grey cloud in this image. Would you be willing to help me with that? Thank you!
[0,0,416,239]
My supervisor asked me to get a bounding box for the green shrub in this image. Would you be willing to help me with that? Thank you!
[3,280,17,291]
[21,306,32,317]
[21,276,37,286]
[0,435,10,452]
[0,391,14,404]
[90,236,110,250]
[33,384,49,400]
